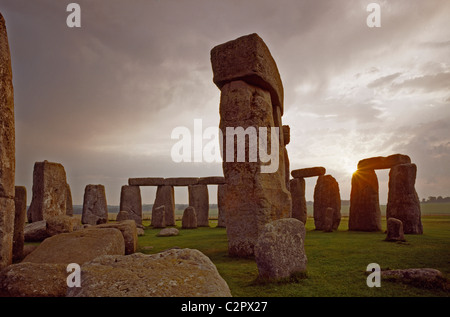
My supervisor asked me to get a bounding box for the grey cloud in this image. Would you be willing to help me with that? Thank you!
[367,72,402,88]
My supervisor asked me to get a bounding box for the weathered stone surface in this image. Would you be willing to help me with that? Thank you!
[323,207,335,233]
[198,176,226,185]
[46,215,74,237]
[284,148,290,191]
[255,218,307,280]
[313,175,341,231]
[188,184,209,227]
[381,268,448,290]
[13,186,26,262]
[24,220,49,242]
[164,177,199,186]
[137,227,145,236]
[65,183,73,217]
[119,185,142,225]
[182,206,197,229]
[0,14,15,270]
[218,80,291,257]
[386,163,422,234]
[0,197,14,269]
[289,178,307,224]
[211,33,284,114]
[128,177,165,186]
[357,154,411,171]
[217,184,226,228]
[153,185,175,226]
[0,262,68,297]
[0,13,14,200]
[349,170,382,231]
[385,217,405,242]
[81,184,108,225]
[282,125,290,145]
[22,228,125,265]
[116,210,130,222]
[28,161,68,223]
[151,205,165,228]
[291,167,326,179]
[157,228,179,237]
[94,220,137,255]
[67,249,232,297]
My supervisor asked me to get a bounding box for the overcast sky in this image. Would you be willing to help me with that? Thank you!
[1,0,449,205]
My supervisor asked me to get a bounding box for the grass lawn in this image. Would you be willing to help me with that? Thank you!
[138,215,450,297]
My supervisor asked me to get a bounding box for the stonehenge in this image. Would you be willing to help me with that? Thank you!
[0,11,435,298]
[290,166,341,231]
[211,33,291,257]
[127,176,226,227]
[349,154,422,234]
[0,12,15,269]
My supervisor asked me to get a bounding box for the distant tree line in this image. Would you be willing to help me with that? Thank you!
[421,196,450,203]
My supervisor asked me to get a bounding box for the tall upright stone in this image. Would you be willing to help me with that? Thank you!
[386,163,422,234]
[211,33,291,257]
[289,178,307,224]
[28,161,68,222]
[182,206,197,229]
[348,170,382,231]
[217,184,226,228]
[188,184,209,227]
[65,183,73,217]
[283,125,290,190]
[152,185,175,226]
[82,184,108,225]
[119,185,143,225]
[13,186,26,262]
[0,12,15,269]
[313,175,341,231]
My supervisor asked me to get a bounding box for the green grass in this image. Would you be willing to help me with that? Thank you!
[138,216,450,297]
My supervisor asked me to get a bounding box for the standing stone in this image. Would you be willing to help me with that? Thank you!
[28,161,68,222]
[151,205,165,228]
[182,206,197,229]
[13,186,26,262]
[313,175,341,231]
[289,178,307,224]
[116,210,130,222]
[385,217,406,242]
[282,125,290,190]
[119,185,142,225]
[386,163,422,234]
[0,13,15,269]
[348,170,382,232]
[212,34,291,257]
[65,183,73,217]
[254,218,307,280]
[322,207,335,233]
[81,184,108,225]
[152,185,175,226]
[188,184,209,227]
[217,184,226,228]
